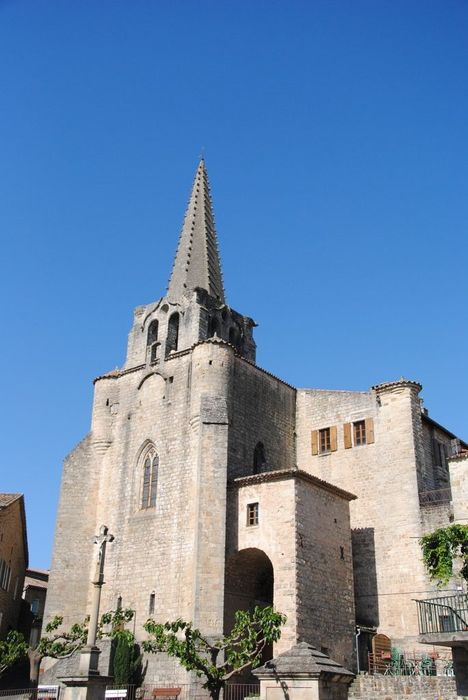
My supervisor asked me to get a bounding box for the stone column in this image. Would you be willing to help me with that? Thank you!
[59,526,115,700]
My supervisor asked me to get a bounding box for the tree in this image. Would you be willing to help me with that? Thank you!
[28,608,136,687]
[420,524,468,586]
[101,608,143,687]
[112,633,143,686]
[143,606,286,700]
[0,630,28,678]
[28,615,88,686]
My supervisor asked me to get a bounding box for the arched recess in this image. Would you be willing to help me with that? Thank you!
[224,548,274,667]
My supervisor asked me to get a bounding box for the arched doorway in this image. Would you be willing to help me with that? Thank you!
[224,548,274,672]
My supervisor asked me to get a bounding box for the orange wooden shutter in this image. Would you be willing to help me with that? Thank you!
[366,417,375,444]
[330,426,338,451]
[344,423,352,449]
[311,430,318,455]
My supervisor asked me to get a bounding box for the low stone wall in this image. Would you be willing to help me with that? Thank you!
[348,674,457,700]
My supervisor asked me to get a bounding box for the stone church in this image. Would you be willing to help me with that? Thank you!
[45,160,467,681]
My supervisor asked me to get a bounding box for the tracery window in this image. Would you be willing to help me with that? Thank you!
[141,448,159,509]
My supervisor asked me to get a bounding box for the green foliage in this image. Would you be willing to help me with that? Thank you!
[112,634,143,686]
[100,608,135,638]
[143,606,286,700]
[36,615,88,659]
[419,524,468,586]
[0,630,28,677]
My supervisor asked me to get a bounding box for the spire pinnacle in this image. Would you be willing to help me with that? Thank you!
[167,160,225,303]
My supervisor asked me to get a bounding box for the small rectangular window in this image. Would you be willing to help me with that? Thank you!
[247,502,259,527]
[353,420,366,446]
[319,428,331,453]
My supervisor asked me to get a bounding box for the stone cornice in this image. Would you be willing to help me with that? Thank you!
[372,378,422,393]
[93,364,146,384]
[230,468,357,502]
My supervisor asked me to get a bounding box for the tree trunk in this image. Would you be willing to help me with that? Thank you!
[28,648,43,687]
[209,684,222,700]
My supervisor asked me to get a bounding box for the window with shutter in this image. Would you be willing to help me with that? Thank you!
[330,426,338,451]
[344,423,352,449]
[319,427,331,453]
[353,420,366,446]
[365,417,375,444]
[311,430,318,455]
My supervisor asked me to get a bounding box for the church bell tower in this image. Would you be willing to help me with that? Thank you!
[124,159,256,370]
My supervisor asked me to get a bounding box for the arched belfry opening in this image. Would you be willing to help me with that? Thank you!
[224,548,274,667]
[147,319,159,363]
[208,316,221,338]
[166,312,179,356]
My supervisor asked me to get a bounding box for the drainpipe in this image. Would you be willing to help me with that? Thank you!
[355,626,361,674]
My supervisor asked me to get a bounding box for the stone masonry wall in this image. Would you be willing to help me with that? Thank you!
[348,674,457,700]
[44,434,101,629]
[226,476,297,653]
[295,383,439,650]
[295,477,355,671]
[228,359,296,480]
[226,472,355,669]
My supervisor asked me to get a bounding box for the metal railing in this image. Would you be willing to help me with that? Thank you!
[368,651,453,676]
[136,683,260,700]
[0,688,60,700]
[224,685,260,700]
[418,488,452,505]
[415,593,468,635]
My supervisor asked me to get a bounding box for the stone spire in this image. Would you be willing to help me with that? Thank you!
[167,159,225,303]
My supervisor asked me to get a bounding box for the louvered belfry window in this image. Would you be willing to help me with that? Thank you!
[141,449,159,508]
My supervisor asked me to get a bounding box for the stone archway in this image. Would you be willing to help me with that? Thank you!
[224,548,274,668]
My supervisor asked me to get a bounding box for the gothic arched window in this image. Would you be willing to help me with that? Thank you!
[253,442,266,474]
[147,320,159,363]
[166,313,179,355]
[141,448,159,509]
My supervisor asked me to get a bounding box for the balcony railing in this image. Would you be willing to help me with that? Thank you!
[415,593,468,635]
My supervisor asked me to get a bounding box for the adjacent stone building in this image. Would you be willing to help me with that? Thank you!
[44,161,467,681]
[22,567,49,646]
[0,494,28,638]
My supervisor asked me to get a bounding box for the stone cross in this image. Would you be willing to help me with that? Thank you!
[79,525,114,675]
[87,525,114,646]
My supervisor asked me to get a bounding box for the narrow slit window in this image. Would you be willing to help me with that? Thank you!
[149,592,155,615]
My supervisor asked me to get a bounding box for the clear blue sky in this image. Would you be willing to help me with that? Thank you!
[0,1,467,568]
